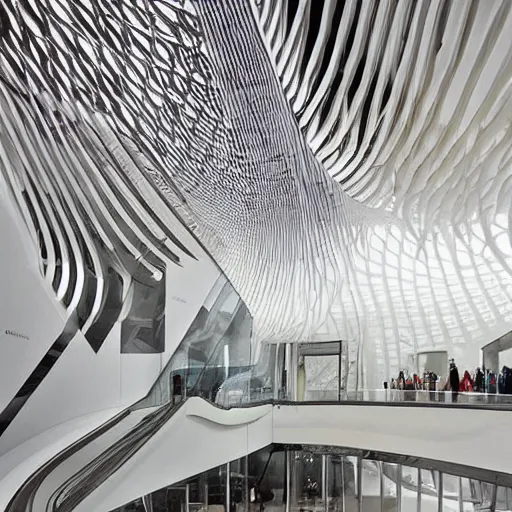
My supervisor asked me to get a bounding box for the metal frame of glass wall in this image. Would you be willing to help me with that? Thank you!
[112,445,511,512]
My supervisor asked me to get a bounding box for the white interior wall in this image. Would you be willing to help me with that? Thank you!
[0,203,65,415]
[273,404,512,475]
[0,191,221,455]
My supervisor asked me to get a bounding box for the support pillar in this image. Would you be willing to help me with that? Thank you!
[437,473,443,512]
[285,450,291,512]
[356,456,363,512]
[416,468,422,512]
[322,454,328,511]
[226,462,230,512]
[286,343,298,401]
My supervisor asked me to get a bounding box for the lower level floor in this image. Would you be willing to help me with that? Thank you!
[113,444,510,512]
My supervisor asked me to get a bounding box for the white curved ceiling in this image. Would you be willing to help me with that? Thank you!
[0,0,511,380]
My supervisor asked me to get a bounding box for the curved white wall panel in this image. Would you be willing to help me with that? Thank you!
[0,189,220,453]
[0,202,65,414]
[273,403,512,477]
[0,130,221,454]
[185,397,272,426]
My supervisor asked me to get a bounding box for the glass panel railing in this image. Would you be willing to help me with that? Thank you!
[209,387,512,408]
[341,389,512,406]
[135,274,257,410]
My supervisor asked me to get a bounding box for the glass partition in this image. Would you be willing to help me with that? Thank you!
[136,275,256,409]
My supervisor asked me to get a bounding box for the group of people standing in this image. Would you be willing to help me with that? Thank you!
[388,360,512,398]
[445,360,483,394]
[447,362,512,395]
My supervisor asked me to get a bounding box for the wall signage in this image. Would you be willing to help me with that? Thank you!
[4,329,29,340]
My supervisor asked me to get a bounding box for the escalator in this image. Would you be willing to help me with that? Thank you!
[5,403,174,512]
[5,397,272,512]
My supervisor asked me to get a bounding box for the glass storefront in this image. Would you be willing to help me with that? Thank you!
[111,445,512,512]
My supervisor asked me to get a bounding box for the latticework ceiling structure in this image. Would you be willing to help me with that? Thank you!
[1,0,512,380]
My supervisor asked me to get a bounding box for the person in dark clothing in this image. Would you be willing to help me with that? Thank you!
[499,370,506,394]
[474,368,484,393]
[449,360,460,402]
[504,366,512,395]
[172,374,183,405]
[398,370,406,390]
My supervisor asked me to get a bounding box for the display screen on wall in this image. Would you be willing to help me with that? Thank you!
[121,278,166,353]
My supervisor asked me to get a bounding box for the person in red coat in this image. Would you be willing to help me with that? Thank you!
[459,370,474,392]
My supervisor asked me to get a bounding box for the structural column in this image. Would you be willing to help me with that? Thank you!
[285,343,298,401]
[226,462,230,512]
